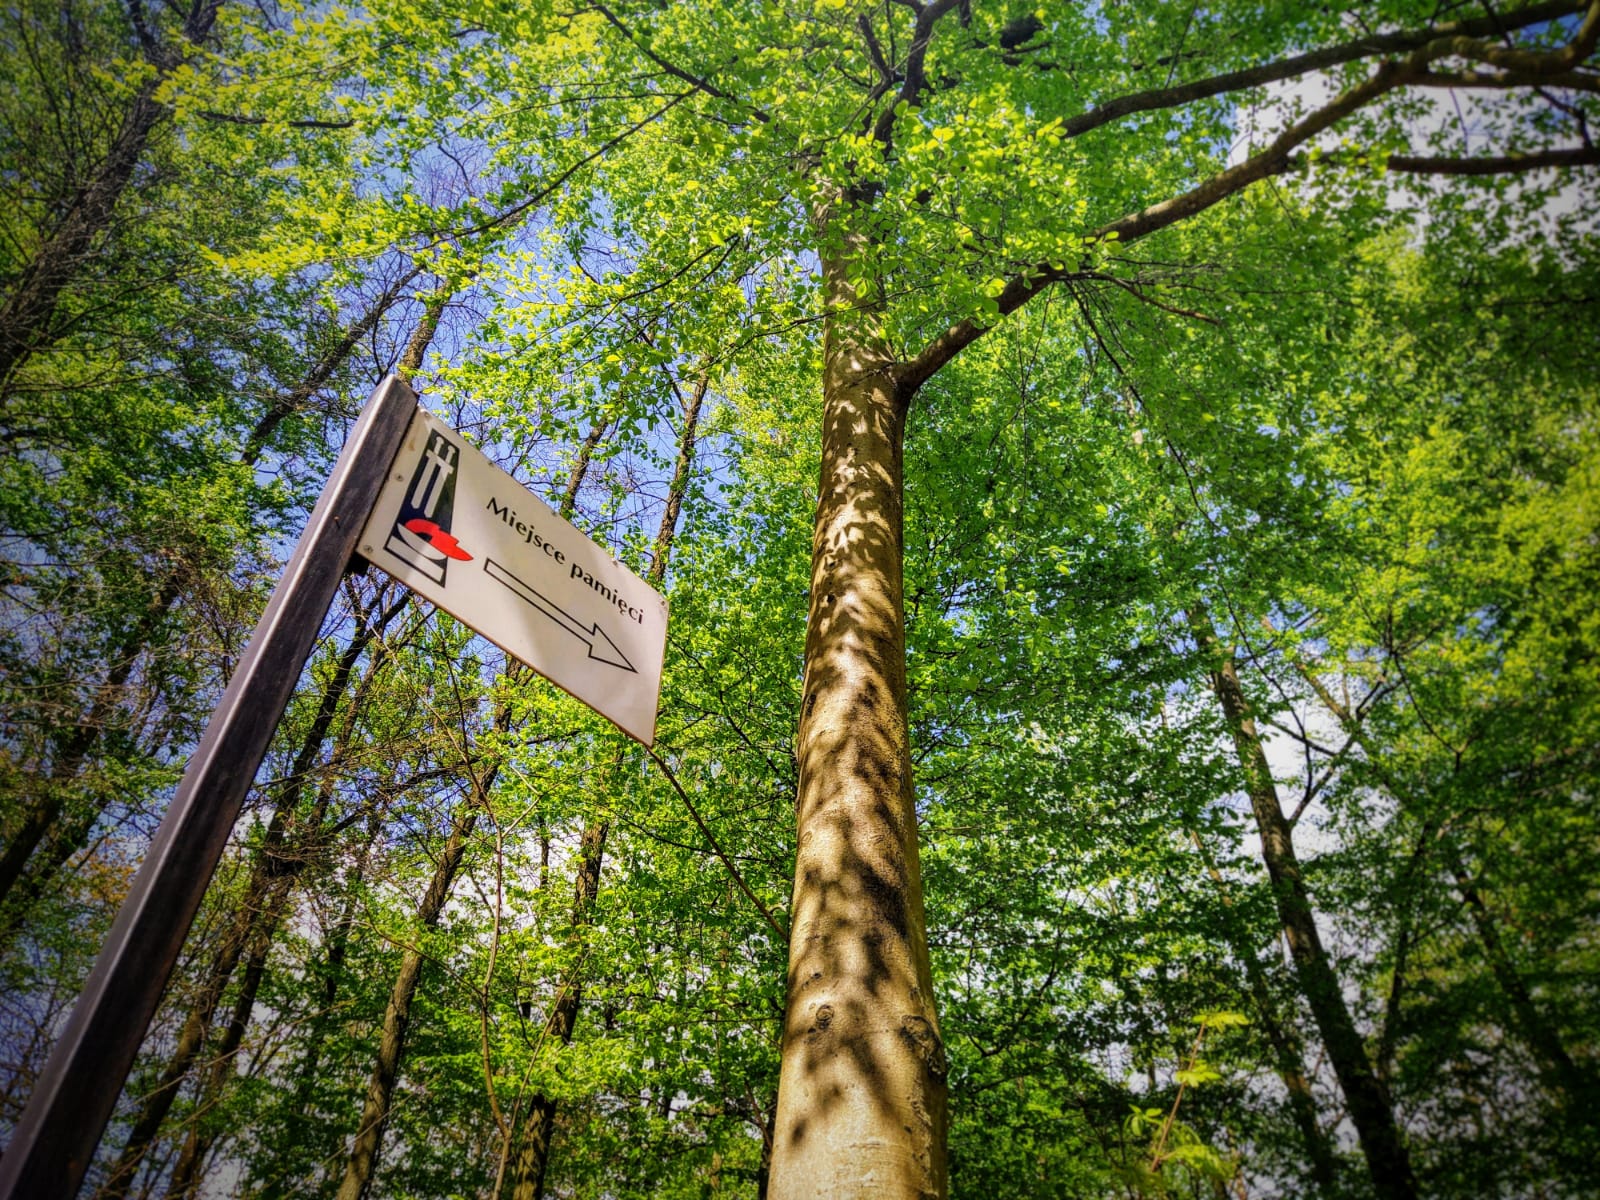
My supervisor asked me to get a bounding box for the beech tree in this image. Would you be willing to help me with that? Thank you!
[3,1,1598,1198]
[521,3,1599,1195]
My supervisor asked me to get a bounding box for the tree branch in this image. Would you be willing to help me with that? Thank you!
[1410,67,1600,91]
[899,4,1599,391]
[644,744,788,943]
[197,110,355,129]
[857,12,896,87]
[1384,143,1600,173]
[869,0,964,148]
[1054,0,1586,143]
[589,1,768,121]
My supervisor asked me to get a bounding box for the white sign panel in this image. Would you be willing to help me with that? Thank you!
[359,407,668,745]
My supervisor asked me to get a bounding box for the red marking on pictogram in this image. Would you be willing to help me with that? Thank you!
[403,518,473,561]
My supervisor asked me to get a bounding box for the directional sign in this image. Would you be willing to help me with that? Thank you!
[359,407,668,745]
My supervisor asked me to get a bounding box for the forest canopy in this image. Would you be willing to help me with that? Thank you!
[1,1,1597,1198]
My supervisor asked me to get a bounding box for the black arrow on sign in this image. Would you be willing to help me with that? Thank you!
[483,558,636,673]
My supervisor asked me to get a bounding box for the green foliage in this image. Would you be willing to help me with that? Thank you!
[2,1,1596,1198]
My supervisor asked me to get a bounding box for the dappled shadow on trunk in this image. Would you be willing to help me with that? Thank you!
[769,329,947,1200]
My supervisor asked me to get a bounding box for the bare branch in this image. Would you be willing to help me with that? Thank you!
[1054,0,1586,143]
[197,109,356,129]
[1384,143,1600,172]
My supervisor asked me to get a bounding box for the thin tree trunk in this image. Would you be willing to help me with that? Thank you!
[1297,666,1597,1114]
[0,278,420,921]
[768,242,946,1199]
[239,270,427,466]
[292,808,385,1118]
[161,877,294,1199]
[344,399,621,1200]
[160,602,406,1200]
[0,84,163,386]
[1450,862,1592,1109]
[97,592,397,1199]
[395,283,450,381]
[505,820,607,1200]
[1375,837,1429,1092]
[506,373,707,1200]
[334,797,480,1200]
[0,573,181,916]
[1189,606,1416,1200]
[1188,831,1336,1190]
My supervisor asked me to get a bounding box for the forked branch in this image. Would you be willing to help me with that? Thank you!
[898,0,1600,391]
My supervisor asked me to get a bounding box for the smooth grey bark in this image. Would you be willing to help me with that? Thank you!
[768,241,946,1200]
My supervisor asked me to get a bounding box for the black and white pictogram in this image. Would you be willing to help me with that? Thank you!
[384,429,471,584]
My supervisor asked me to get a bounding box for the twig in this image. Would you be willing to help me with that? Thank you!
[643,744,788,942]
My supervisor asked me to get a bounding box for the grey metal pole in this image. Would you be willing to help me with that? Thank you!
[0,377,419,1200]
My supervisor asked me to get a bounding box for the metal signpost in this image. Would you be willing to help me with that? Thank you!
[0,379,666,1200]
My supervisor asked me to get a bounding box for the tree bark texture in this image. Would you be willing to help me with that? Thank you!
[768,248,946,1200]
[1191,608,1416,1200]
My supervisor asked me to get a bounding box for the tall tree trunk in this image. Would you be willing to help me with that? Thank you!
[768,243,946,1199]
[96,591,397,1199]
[1189,606,1416,1200]
[506,372,707,1200]
[334,797,480,1200]
[1296,667,1597,1115]
[1188,831,1336,1191]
